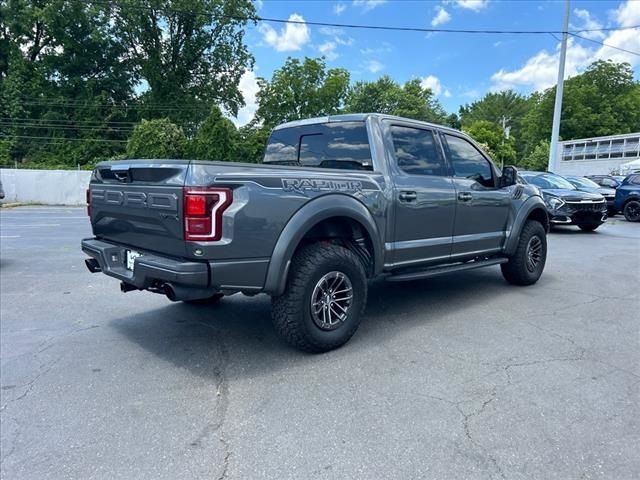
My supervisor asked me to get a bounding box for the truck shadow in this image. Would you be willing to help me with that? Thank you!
[111,268,519,382]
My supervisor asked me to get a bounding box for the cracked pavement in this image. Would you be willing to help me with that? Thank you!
[1,207,639,479]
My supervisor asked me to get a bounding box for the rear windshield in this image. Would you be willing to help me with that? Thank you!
[263,122,373,171]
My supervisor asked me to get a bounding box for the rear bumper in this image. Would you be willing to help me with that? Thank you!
[82,238,209,289]
[81,238,269,296]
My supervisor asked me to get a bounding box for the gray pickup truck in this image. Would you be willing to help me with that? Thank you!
[82,114,549,352]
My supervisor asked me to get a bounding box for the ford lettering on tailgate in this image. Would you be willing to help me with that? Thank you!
[91,189,178,211]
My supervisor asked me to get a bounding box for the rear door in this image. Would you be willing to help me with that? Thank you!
[388,123,456,268]
[89,161,189,257]
[441,133,511,257]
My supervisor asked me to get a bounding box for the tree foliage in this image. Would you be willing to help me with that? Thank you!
[189,107,237,161]
[463,120,516,165]
[126,119,187,159]
[520,139,550,171]
[521,60,640,157]
[255,57,350,127]
[344,76,447,124]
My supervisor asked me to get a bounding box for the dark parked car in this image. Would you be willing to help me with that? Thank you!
[82,114,550,352]
[614,174,640,222]
[564,176,617,215]
[0,179,4,200]
[586,175,626,189]
[519,171,607,232]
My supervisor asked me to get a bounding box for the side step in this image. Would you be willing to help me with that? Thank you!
[386,257,509,282]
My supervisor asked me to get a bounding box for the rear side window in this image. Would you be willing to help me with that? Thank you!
[390,125,444,176]
[263,122,372,171]
[444,134,494,188]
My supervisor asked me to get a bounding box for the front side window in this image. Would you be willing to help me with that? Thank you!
[390,126,444,176]
[444,134,494,188]
[264,122,373,171]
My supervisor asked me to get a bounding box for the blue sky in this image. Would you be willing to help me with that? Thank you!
[234,0,640,124]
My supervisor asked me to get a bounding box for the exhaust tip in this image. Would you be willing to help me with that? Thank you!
[164,283,177,302]
[120,282,137,293]
[85,258,101,273]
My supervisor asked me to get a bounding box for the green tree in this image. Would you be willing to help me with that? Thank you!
[459,90,531,159]
[114,0,256,128]
[344,76,447,124]
[235,123,270,163]
[255,57,350,127]
[0,0,134,166]
[190,107,238,161]
[520,139,550,171]
[126,119,187,159]
[463,120,516,165]
[521,60,640,156]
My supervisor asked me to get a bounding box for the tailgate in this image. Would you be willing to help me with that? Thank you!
[89,161,190,257]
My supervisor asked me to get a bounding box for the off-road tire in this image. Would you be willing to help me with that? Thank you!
[623,200,640,222]
[577,223,600,232]
[271,243,367,353]
[501,220,547,286]
[182,293,224,305]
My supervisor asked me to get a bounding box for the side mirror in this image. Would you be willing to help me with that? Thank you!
[501,165,518,188]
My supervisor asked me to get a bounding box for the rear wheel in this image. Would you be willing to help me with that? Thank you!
[501,220,547,286]
[271,243,367,353]
[182,293,224,305]
[623,200,640,222]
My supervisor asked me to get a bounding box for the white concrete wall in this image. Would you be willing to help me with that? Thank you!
[553,157,631,176]
[0,169,92,205]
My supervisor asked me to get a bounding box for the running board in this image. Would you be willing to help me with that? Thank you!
[386,257,509,282]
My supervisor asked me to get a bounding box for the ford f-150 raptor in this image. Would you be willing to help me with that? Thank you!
[82,114,549,352]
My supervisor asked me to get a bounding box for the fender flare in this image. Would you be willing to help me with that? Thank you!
[263,194,382,296]
[504,196,549,256]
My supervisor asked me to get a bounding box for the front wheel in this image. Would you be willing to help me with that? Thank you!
[623,200,640,222]
[501,220,547,286]
[271,243,367,353]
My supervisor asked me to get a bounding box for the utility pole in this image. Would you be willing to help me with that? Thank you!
[548,0,570,172]
[500,115,510,169]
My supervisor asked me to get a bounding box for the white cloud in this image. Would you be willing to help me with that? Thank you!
[420,75,451,97]
[258,13,310,52]
[490,0,640,92]
[360,43,392,55]
[233,70,259,127]
[334,2,346,15]
[571,8,605,40]
[319,41,339,60]
[255,0,264,10]
[454,0,489,11]
[366,60,384,73]
[431,7,451,27]
[353,0,387,12]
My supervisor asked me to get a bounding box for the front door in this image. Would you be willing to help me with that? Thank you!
[388,124,456,268]
[441,133,511,258]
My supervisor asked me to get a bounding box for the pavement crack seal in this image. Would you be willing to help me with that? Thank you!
[195,321,232,480]
[0,355,63,412]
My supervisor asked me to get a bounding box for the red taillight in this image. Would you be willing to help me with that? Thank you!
[183,187,232,241]
[86,187,91,217]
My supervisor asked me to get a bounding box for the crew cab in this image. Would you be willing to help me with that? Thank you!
[82,114,549,352]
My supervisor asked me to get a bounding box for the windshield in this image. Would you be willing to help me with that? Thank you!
[522,173,576,190]
[568,177,600,189]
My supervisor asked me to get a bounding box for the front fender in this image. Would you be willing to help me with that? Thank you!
[263,194,382,296]
[504,195,549,256]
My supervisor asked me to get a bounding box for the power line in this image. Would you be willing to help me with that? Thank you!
[0,122,134,132]
[3,117,141,125]
[569,32,640,57]
[94,0,639,35]
[0,134,128,143]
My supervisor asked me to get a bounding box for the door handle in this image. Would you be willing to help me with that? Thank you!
[458,192,473,202]
[399,191,417,202]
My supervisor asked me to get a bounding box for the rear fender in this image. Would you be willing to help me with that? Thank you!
[263,194,382,296]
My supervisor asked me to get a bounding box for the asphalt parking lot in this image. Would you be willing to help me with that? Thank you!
[1,206,638,480]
